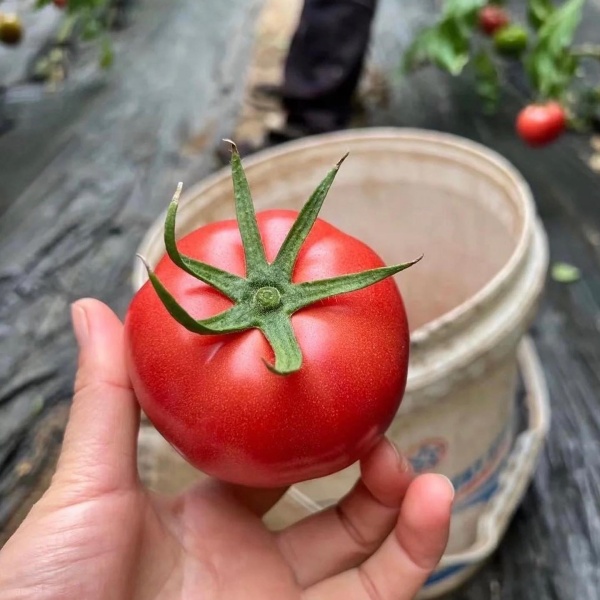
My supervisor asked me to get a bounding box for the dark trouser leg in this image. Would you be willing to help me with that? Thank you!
[276,0,378,137]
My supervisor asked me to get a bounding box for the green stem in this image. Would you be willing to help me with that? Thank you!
[254,286,282,311]
[259,315,303,375]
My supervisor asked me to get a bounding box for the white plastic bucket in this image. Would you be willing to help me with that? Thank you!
[132,128,550,596]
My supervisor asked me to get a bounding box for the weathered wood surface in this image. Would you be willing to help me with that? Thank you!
[0,0,262,542]
[1,0,600,598]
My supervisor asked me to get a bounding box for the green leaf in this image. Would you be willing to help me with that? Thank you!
[537,0,585,54]
[403,0,486,76]
[473,51,500,113]
[404,27,436,71]
[436,19,471,74]
[527,49,579,99]
[526,0,585,98]
[442,0,487,20]
[551,262,581,283]
[527,0,555,29]
[404,21,470,76]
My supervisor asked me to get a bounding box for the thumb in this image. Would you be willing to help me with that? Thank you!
[53,299,140,500]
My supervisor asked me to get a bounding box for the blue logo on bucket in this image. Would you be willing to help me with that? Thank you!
[406,425,511,508]
[406,438,448,473]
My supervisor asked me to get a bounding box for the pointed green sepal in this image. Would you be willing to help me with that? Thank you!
[163,183,246,302]
[225,140,269,275]
[138,255,255,334]
[287,256,423,313]
[272,153,348,278]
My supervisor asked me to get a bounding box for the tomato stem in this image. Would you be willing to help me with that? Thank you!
[255,287,282,311]
[140,141,420,375]
[260,315,303,374]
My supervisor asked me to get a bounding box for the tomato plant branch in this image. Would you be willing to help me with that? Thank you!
[140,142,420,375]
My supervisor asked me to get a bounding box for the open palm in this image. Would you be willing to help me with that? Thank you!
[0,299,453,600]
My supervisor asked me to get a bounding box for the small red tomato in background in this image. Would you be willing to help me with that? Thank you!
[478,5,510,35]
[516,102,566,147]
[53,0,67,8]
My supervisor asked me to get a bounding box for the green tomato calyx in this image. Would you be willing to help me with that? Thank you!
[139,141,421,375]
[255,286,282,311]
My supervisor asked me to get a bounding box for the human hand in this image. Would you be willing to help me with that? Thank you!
[0,299,453,600]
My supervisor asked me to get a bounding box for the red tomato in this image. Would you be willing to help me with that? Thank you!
[516,102,566,147]
[53,0,67,8]
[125,208,410,487]
[478,5,510,35]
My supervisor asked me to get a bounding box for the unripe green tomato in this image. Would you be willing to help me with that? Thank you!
[493,24,528,57]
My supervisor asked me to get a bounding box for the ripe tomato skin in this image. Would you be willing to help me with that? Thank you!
[516,102,566,147]
[125,210,409,487]
[478,6,509,36]
[53,0,67,8]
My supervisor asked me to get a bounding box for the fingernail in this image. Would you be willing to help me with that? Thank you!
[387,439,411,472]
[440,475,455,500]
[71,303,89,347]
